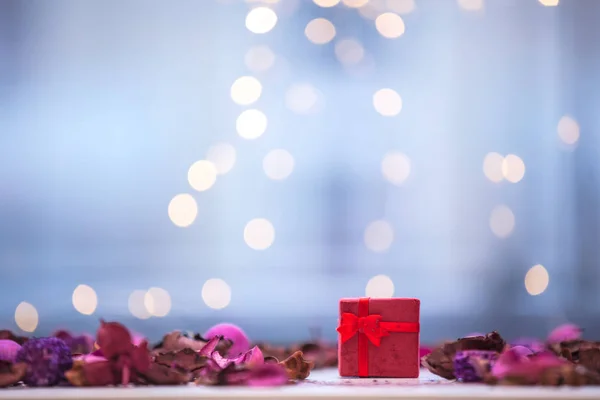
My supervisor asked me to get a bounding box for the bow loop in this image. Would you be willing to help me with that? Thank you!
[336,313,389,346]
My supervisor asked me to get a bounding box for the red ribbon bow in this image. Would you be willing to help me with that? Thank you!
[336,298,419,377]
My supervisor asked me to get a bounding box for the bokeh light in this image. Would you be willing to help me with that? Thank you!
[373,88,402,116]
[334,39,365,65]
[188,160,217,192]
[375,13,406,39]
[206,143,236,175]
[489,205,515,238]
[524,264,550,296]
[230,76,263,105]
[263,149,295,180]
[557,115,580,145]
[245,7,278,34]
[14,302,38,333]
[244,218,275,250]
[314,0,340,7]
[342,0,369,8]
[129,290,151,320]
[202,279,232,310]
[364,220,394,252]
[539,0,559,6]
[144,287,171,318]
[501,154,525,183]
[236,109,268,139]
[168,194,198,228]
[285,83,321,114]
[483,152,504,183]
[365,275,395,298]
[381,151,411,185]
[72,284,98,315]
[244,46,276,73]
[386,0,416,14]
[458,0,484,11]
[305,18,336,44]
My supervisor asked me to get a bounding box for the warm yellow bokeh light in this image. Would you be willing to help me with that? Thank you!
[168,194,198,228]
[285,83,320,114]
[364,220,394,252]
[244,218,275,250]
[129,290,151,320]
[525,264,550,296]
[539,0,559,6]
[236,109,268,140]
[557,115,580,145]
[202,279,232,310]
[373,88,402,116]
[386,0,415,14]
[501,154,525,183]
[206,143,236,175]
[244,46,275,73]
[375,13,406,39]
[381,151,411,185]
[188,160,217,192]
[365,275,395,298]
[305,18,336,45]
[72,284,98,315]
[458,0,484,11]
[342,0,369,8]
[144,287,171,318]
[230,76,263,105]
[15,302,38,333]
[489,205,515,238]
[245,7,278,34]
[263,149,295,181]
[314,0,340,7]
[483,152,504,183]
[334,39,365,65]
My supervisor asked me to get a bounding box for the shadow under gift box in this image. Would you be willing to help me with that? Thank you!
[338,297,420,378]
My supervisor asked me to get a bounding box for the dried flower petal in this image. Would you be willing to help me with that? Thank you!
[154,348,209,372]
[15,337,72,387]
[139,362,191,385]
[511,338,545,353]
[494,351,567,384]
[548,324,582,344]
[279,351,314,380]
[0,340,21,363]
[0,330,28,345]
[204,323,250,357]
[215,363,289,387]
[453,350,498,382]
[65,359,118,386]
[0,361,27,387]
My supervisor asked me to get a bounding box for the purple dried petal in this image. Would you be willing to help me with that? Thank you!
[453,350,498,382]
[0,340,21,363]
[15,337,72,387]
[548,324,582,344]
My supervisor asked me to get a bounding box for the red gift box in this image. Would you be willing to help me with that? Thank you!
[337,297,420,378]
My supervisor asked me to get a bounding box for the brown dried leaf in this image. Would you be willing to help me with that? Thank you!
[279,351,314,380]
[154,348,210,372]
[0,361,26,388]
[140,362,191,385]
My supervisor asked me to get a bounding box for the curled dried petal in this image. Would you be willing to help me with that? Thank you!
[279,351,314,380]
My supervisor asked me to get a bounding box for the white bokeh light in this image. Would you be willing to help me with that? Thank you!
[285,83,321,114]
[188,160,217,192]
[539,0,559,6]
[236,109,268,139]
[129,290,151,320]
[375,13,406,39]
[202,279,232,310]
[483,152,504,183]
[144,287,171,318]
[72,284,98,315]
[557,115,580,145]
[501,154,525,183]
[364,220,394,252]
[458,0,484,10]
[381,151,411,185]
[245,7,278,34]
[263,149,295,181]
[373,88,402,116]
[305,18,336,44]
[386,0,416,14]
[342,0,369,7]
[244,218,275,250]
[313,0,340,7]
[15,302,38,333]
[490,205,515,238]
[525,264,550,296]
[365,275,395,298]
[168,194,198,228]
[230,76,263,105]
[334,39,365,65]
[206,143,236,175]
[245,46,276,73]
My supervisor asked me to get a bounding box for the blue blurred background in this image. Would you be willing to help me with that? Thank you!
[1,0,599,344]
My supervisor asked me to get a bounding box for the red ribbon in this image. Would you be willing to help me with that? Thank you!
[336,297,419,377]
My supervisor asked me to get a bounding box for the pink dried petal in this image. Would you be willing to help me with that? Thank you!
[210,351,230,369]
[73,354,107,364]
[548,324,582,344]
[198,336,223,357]
[419,346,432,358]
[0,340,21,363]
[246,364,289,387]
[204,324,250,357]
[234,346,264,367]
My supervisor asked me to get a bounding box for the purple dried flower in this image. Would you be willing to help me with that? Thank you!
[453,350,498,383]
[0,340,21,363]
[15,337,72,386]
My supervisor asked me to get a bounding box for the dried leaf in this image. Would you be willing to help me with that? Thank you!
[139,362,191,385]
[279,351,314,380]
[154,348,210,372]
[0,361,27,388]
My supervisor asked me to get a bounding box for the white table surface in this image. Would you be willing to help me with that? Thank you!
[1,369,600,400]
